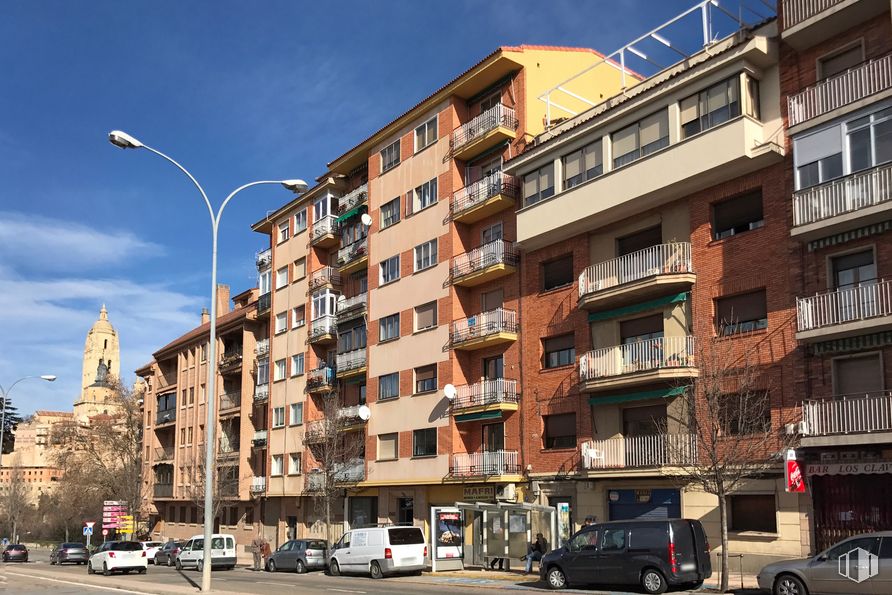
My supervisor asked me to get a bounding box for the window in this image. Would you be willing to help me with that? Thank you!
[259,270,271,295]
[846,107,892,173]
[413,178,438,213]
[277,221,289,243]
[380,313,400,342]
[293,258,306,280]
[398,497,414,525]
[719,392,771,435]
[600,527,626,551]
[289,453,302,475]
[272,406,285,428]
[712,190,764,239]
[562,140,603,188]
[257,358,269,385]
[617,226,662,256]
[380,255,400,285]
[415,116,437,152]
[340,218,368,246]
[715,290,768,335]
[291,354,304,376]
[311,289,337,319]
[613,110,669,167]
[290,402,304,425]
[378,433,398,460]
[200,343,207,362]
[294,209,307,233]
[482,222,503,244]
[381,139,400,172]
[681,77,741,138]
[276,267,288,289]
[414,365,437,394]
[481,289,503,312]
[832,250,876,289]
[313,195,330,222]
[275,312,287,334]
[544,334,575,369]
[381,197,401,229]
[292,306,305,328]
[543,413,576,449]
[414,239,437,271]
[542,255,573,291]
[833,353,883,395]
[412,428,437,457]
[271,455,284,476]
[728,494,776,532]
[794,126,844,189]
[819,44,863,80]
[337,321,366,353]
[379,373,399,400]
[274,359,286,381]
[414,301,437,331]
[523,163,555,207]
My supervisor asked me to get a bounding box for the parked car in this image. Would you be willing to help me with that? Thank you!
[140,541,164,564]
[2,544,28,562]
[87,541,148,576]
[540,518,711,593]
[329,527,426,578]
[175,534,236,572]
[154,540,185,567]
[266,539,328,573]
[50,542,89,565]
[757,531,892,595]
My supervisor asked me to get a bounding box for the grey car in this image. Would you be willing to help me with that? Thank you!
[757,531,892,594]
[266,539,328,573]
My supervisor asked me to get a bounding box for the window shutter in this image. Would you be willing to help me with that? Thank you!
[680,95,699,126]
[612,124,638,157]
[563,150,582,179]
[639,111,668,147]
[584,141,602,171]
[405,191,414,216]
[416,302,436,329]
[835,355,883,395]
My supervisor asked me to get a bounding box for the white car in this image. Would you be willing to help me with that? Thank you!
[140,541,163,564]
[329,527,427,578]
[175,533,237,572]
[87,541,148,576]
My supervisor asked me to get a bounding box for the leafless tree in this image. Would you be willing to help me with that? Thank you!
[2,455,30,543]
[181,447,241,526]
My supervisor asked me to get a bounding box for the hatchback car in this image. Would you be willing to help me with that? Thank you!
[140,541,163,564]
[87,540,148,576]
[154,540,185,567]
[2,544,28,562]
[266,539,328,573]
[50,542,89,565]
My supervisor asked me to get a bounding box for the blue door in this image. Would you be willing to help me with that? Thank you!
[608,489,680,520]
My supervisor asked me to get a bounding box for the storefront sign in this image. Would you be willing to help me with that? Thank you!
[786,449,805,493]
[434,510,463,560]
[807,461,892,475]
[462,486,494,502]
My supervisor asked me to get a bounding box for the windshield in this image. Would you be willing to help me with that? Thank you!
[388,528,424,545]
[110,542,142,551]
[144,542,162,547]
[62,543,83,549]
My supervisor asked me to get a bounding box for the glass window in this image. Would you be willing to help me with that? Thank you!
[290,402,303,425]
[379,373,399,400]
[337,321,366,353]
[680,77,741,138]
[413,178,438,212]
[613,110,669,167]
[715,290,768,335]
[380,313,400,341]
[276,266,288,289]
[415,116,437,152]
[846,107,892,173]
[718,392,771,435]
[728,495,777,532]
[294,209,307,233]
[414,364,437,393]
[542,255,573,291]
[275,312,287,334]
[562,140,603,188]
[412,428,437,457]
[292,305,305,328]
[543,334,575,369]
[291,354,304,376]
[380,255,400,285]
[271,455,283,476]
[601,527,626,551]
[482,222,503,244]
[278,221,290,243]
[414,301,437,331]
[381,139,401,172]
[833,353,883,396]
[414,240,438,271]
[819,44,863,80]
[256,358,269,385]
[381,197,401,229]
[313,195,329,222]
[274,359,286,381]
[272,406,285,428]
[543,413,576,449]
[523,163,555,207]
[378,433,398,460]
[259,270,271,295]
[629,526,667,549]
[311,289,337,319]
[569,529,599,552]
[712,190,764,240]
[289,453,301,474]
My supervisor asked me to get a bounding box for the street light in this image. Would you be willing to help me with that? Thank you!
[108,130,305,592]
[0,375,57,468]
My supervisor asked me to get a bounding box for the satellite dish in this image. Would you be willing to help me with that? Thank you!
[360,213,373,227]
[337,294,347,303]
[358,405,371,421]
[443,384,456,400]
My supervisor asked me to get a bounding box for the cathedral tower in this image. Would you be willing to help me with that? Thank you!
[74,305,120,419]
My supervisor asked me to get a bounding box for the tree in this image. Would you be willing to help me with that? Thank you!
[1,398,23,454]
[2,455,30,542]
[181,447,241,528]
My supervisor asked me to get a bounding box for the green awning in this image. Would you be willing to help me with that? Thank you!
[336,205,366,223]
[588,292,688,323]
[589,385,686,406]
[455,410,503,423]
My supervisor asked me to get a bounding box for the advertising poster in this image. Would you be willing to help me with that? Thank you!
[557,502,571,547]
[435,510,463,559]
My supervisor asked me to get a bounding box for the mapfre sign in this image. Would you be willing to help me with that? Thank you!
[462,486,495,502]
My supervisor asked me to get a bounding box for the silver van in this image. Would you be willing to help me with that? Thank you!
[329,527,427,578]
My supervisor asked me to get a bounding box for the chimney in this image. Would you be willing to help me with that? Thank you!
[201,308,209,324]
[215,284,231,316]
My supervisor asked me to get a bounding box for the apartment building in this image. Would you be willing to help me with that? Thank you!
[779,0,892,552]
[137,286,265,545]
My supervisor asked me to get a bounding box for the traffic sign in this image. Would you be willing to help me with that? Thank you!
[85,521,96,529]
[83,526,93,536]
[102,529,108,536]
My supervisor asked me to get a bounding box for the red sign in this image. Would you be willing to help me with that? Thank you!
[786,459,805,493]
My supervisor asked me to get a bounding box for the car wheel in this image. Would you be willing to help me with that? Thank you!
[175,558,183,571]
[295,559,306,574]
[545,566,567,590]
[50,559,56,565]
[167,556,173,567]
[370,561,383,579]
[103,562,111,577]
[268,560,277,573]
[123,569,130,574]
[640,568,667,594]
[87,561,94,575]
[196,558,204,573]
[774,574,808,595]
[139,567,147,574]
[329,559,341,576]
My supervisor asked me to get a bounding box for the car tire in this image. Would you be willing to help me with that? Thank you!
[640,568,667,594]
[370,561,383,579]
[196,558,204,573]
[103,562,111,577]
[87,561,95,575]
[139,568,147,574]
[167,556,173,567]
[774,574,808,595]
[295,560,306,574]
[545,566,568,590]
[329,559,341,576]
[268,560,276,572]
[123,569,130,575]
[50,559,56,565]
[175,559,183,571]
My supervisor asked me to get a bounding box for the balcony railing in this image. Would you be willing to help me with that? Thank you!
[218,350,243,372]
[154,446,174,461]
[310,215,338,245]
[254,383,269,402]
[218,437,240,457]
[156,408,177,426]
[450,450,519,477]
[581,434,698,470]
[309,266,341,292]
[337,238,368,268]
[797,280,892,332]
[306,472,325,492]
[336,348,367,374]
[254,338,269,357]
[449,308,518,347]
[337,293,367,320]
[153,483,173,498]
[252,430,268,447]
[338,405,367,425]
[250,476,267,493]
[450,172,518,219]
[219,391,241,412]
[578,243,693,298]
[256,248,272,270]
[580,336,697,381]
[334,458,365,483]
[452,379,519,410]
[788,53,892,127]
[792,162,892,227]
[306,367,336,392]
[449,240,518,283]
[257,292,271,315]
[338,183,369,214]
[802,391,892,436]
[451,104,517,153]
[308,315,337,341]
[782,0,844,29]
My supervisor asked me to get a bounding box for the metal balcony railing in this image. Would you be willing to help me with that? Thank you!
[256,248,272,270]
[154,446,175,461]
[252,430,268,447]
[253,383,269,402]
[788,53,892,126]
[338,405,367,425]
[450,172,518,219]
[336,293,367,319]
[802,391,892,436]
[449,308,518,347]
[257,292,271,315]
[218,437,240,457]
[336,349,367,373]
[254,339,269,357]
[449,240,518,283]
[337,238,368,268]
[250,476,267,493]
[451,379,519,410]
[797,280,892,332]
[218,350,243,372]
[334,458,365,483]
[793,162,892,227]
[579,243,693,298]
[308,315,337,341]
[306,367,336,392]
[579,336,697,381]
[451,104,518,153]
[153,483,174,498]
[581,434,698,469]
[219,391,241,412]
[782,0,845,29]
[338,183,369,214]
[450,450,519,477]
[306,472,325,492]
[309,266,341,292]
[310,215,338,245]
[156,408,177,425]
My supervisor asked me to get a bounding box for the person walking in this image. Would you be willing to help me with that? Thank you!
[251,533,263,571]
[261,537,272,570]
[524,533,549,575]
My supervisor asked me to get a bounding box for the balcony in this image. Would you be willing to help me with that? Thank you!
[336,292,367,323]
[337,183,368,215]
[154,446,174,462]
[257,292,271,316]
[338,405,369,431]
[155,408,177,426]
[336,348,367,379]
[251,430,268,448]
[153,483,174,499]
[581,434,698,471]
[449,450,521,480]
[310,215,339,249]
[218,391,241,415]
[451,104,518,161]
[155,372,177,390]
[256,248,272,271]
[578,243,695,311]
[781,0,887,50]
[308,266,341,293]
[448,308,518,351]
[307,315,337,345]
[254,338,269,357]
[579,336,698,393]
[305,459,366,491]
[791,162,892,241]
[796,279,892,342]
[450,172,518,224]
[250,476,267,494]
[449,240,518,287]
[801,391,892,446]
[218,437,240,459]
[305,367,336,394]
[451,379,520,419]
[337,238,368,275]
[218,350,243,375]
[253,383,269,403]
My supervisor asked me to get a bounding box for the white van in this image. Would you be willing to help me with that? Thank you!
[175,534,237,572]
[329,526,427,578]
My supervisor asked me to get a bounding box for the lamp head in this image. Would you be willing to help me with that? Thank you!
[281,179,308,194]
[108,130,143,149]
[40,375,57,382]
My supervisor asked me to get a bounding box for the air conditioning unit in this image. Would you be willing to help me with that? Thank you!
[496,483,517,503]
[798,421,809,435]
[784,421,809,435]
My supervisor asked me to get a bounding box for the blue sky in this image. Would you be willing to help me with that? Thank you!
[0,0,770,414]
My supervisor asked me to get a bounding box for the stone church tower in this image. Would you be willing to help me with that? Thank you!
[74,304,121,420]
